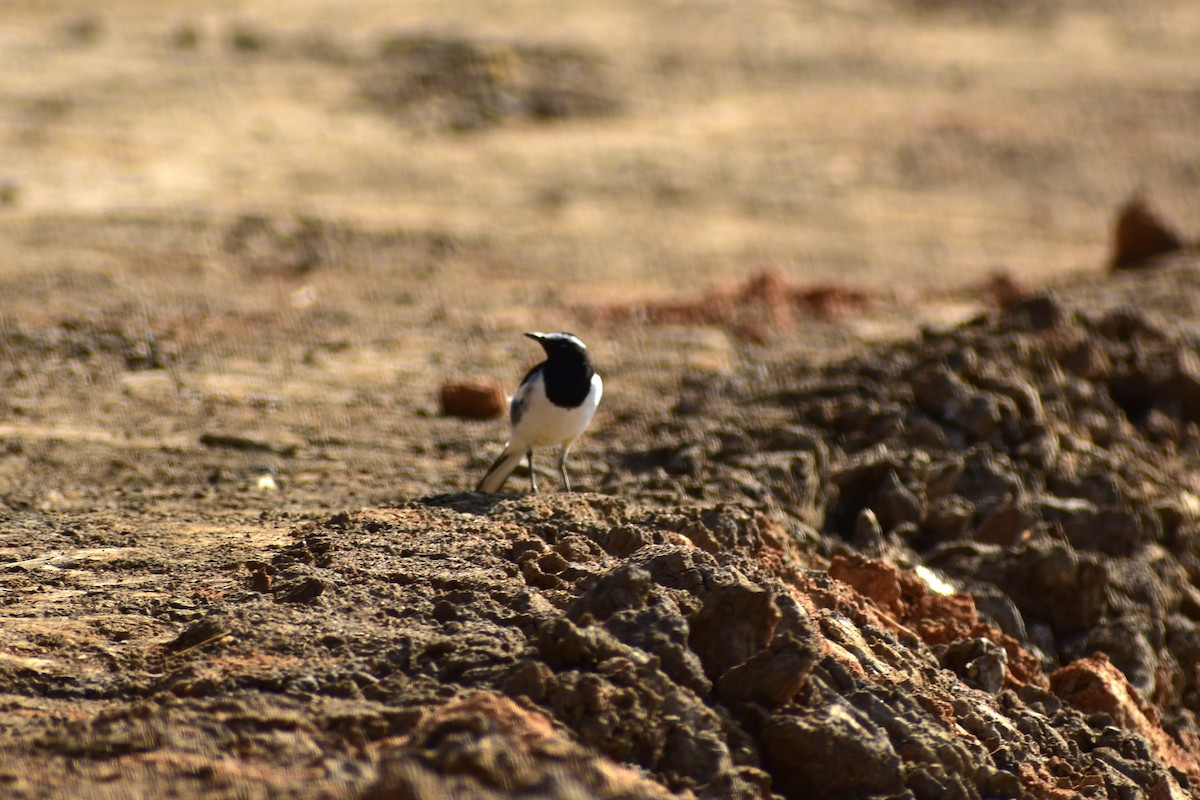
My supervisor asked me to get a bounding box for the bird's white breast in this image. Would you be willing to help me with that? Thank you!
[511,372,602,448]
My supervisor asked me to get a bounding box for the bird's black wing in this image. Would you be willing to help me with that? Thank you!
[509,361,545,426]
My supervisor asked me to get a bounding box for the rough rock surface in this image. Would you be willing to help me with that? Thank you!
[616,276,1200,791]
[8,261,1200,798]
[4,490,1197,798]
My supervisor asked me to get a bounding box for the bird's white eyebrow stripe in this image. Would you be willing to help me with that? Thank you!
[544,333,586,349]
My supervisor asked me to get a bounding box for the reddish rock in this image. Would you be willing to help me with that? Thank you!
[440,377,507,419]
[829,554,907,619]
[587,268,877,337]
[828,553,1047,688]
[1051,653,1200,786]
[1110,195,1184,270]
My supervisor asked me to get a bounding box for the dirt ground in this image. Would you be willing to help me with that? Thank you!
[2,1,1200,798]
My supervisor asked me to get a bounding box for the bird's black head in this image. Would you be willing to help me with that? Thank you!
[525,331,590,363]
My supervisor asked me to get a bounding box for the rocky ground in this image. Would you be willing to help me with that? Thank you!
[4,253,1200,799]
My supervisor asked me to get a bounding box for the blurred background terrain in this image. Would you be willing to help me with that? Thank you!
[1,0,1197,508]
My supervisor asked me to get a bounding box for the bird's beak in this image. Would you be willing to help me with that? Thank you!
[524,332,545,342]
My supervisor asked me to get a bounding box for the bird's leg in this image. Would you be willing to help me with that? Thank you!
[558,447,572,492]
[527,449,538,493]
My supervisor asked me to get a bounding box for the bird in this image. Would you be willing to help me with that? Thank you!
[476,332,603,493]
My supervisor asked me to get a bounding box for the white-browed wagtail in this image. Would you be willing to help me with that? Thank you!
[476,332,603,493]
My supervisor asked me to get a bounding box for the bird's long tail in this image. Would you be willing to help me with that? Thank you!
[477,445,526,493]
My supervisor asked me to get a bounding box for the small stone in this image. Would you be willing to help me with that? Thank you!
[440,378,506,419]
[291,675,320,694]
[1110,195,1183,269]
[250,568,274,592]
[935,637,1008,694]
[852,507,884,555]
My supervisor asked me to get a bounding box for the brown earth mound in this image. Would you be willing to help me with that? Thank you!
[7,258,1200,798]
[5,494,1192,798]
